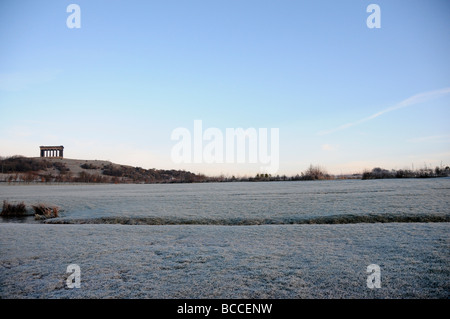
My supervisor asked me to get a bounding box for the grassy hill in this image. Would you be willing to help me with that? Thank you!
[0,156,205,183]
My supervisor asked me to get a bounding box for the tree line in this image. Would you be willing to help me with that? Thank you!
[0,156,448,184]
[362,166,450,180]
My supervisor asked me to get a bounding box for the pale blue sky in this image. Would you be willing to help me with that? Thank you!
[1,0,449,176]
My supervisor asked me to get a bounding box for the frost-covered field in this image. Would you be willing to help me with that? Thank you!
[0,222,448,299]
[1,179,449,224]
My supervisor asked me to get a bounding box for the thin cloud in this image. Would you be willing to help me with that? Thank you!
[321,144,338,151]
[318,87,450,136]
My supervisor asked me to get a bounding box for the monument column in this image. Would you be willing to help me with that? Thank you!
[39,146,64,158]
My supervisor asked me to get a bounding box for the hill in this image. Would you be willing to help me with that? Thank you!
[0,156,206,183]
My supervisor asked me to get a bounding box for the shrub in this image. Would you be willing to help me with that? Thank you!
[301,164,332,180]
[32,204,59,219]
[80,163,99,170]
[53,162,70,173]
[362,167,395,179]
[0,200,27,216]
[0,156,52,173]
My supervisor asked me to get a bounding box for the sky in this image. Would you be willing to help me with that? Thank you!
[1,0,449,176]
